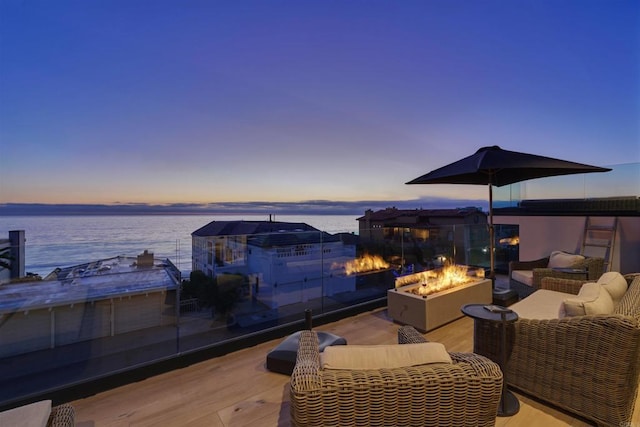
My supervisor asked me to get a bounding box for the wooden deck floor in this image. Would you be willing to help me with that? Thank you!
[71,307,639,426]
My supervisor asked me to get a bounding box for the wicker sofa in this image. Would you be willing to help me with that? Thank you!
[496,273,640,427]
[509,252,605,299]
[289,327,503,427]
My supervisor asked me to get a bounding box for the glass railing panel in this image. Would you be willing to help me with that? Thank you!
[493,162,639,207]
[371,224,519,277]
[178,229,392,354]
[0,220,522,407]
[325,233,394,308]
[0,249,181,406]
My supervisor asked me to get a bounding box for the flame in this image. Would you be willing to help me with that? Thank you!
[499,236,520,246]
[397,262,481,296]
[395,270,438,288]
[333,254,390,275]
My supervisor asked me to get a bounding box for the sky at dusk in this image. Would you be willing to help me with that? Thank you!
[1,0,638,210]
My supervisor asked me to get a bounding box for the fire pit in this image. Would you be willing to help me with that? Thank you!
[387,264,492,332]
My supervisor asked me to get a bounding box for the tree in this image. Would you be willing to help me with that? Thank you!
[214,274,243,318]
[181,270,243,319]
[181,270,216,305]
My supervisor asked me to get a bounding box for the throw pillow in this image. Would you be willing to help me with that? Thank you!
[563,282,599,316]
[597,271,628,305]
[563,282,614,316]
[548,251,585,269]
[321,342,452,370]
[584,286,615,315]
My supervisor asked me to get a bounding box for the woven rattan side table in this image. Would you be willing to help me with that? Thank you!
[461,303,519,417]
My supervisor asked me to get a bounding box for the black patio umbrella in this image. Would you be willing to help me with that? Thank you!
[406,145,611,281]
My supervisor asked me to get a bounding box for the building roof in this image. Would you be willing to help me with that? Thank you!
[357,207,486,222]
[0,255,180,313]
[192,220,320,237]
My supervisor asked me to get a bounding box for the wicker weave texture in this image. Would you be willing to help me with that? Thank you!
[290,329,502,427]
[501,275,640,427]
[47,404,75,427]
[539,277,584,294]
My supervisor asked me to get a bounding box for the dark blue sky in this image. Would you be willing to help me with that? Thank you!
[1,1,638,206]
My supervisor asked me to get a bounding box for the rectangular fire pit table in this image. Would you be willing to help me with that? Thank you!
[387,278,492,332]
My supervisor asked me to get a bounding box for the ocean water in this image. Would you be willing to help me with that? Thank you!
[0,214,359,277]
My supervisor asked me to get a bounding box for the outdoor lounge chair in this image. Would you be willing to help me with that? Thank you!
[289,327,502,427]
[509,251,604,299]
[483,273,640,427]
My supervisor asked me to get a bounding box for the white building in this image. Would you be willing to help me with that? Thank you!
[192,220,357,308]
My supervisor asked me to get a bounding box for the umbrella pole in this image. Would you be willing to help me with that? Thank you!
[489,182,495,288]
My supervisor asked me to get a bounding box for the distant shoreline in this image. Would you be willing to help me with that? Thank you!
[0,198,488,217]
[0,205,364,216]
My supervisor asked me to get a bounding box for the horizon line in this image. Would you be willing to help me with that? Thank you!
[0,198,490,216]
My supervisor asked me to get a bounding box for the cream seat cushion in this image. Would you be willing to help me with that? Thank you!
[510,289,570,319]
[511,270,533,286]
[320,342,452,370]
[0,400,51,427]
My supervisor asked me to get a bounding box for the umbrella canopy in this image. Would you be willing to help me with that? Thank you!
[406,145,611,187]
[406,145,611,282]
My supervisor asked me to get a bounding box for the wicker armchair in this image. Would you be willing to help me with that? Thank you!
[496,274,640,427]
[289,327,503,427]
[48,404,75,427]
[509,255,605,299]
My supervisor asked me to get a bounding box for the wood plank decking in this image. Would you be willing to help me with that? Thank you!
[71,307,639,426]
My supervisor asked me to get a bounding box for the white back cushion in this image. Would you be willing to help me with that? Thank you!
[548,251,585,268]
[563,282,614,316]
[597,271,628,305]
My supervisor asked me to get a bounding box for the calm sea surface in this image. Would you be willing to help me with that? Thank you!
[0,215,359,277]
